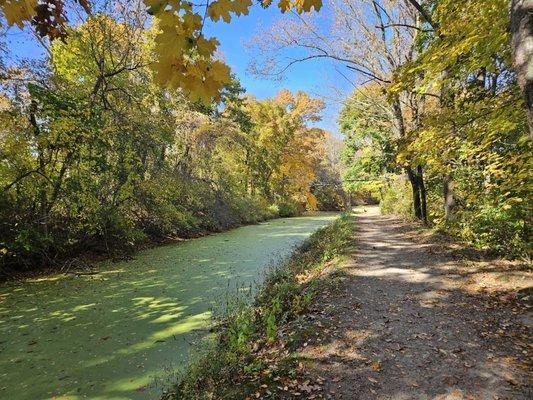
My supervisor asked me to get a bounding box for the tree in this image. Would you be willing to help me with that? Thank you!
[249,0,430,221]
[0,0,323,104]
[339,83,397,200]
[0,9,328,269]
[510,0,533,137]
[243,90,325,205]
[388,0,531,253]
[311,133,346,210]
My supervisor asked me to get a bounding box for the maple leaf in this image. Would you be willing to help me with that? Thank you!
[192,60,231,105]
[2,0,38,28]
[196,36,219,57]
[141,0,320,102]
[299,0,322,12]
[208,60,231,84]
[146,0,167,15]
[156,9,180,28]
[154,28,189,56]
[278,0,291,12]
[231,0,252,16]
[208,0,232,23]
[182,11,202,33]
[152,55,184,87]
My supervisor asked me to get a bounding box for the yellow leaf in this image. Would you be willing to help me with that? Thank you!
[1,0,38,28]
[208,0,232,23]
[145,0,167,15]
[278,0,291,12]
[156,10,181,28]
[231,0,252,16]
[182,11,202,33]
[208,60,231,84]
[154,28,188,55]
[196,36,219,57]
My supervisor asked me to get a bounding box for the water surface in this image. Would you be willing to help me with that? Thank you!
[0,213,337,399]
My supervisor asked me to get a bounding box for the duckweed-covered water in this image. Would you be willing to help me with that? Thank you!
[0,213,337,400]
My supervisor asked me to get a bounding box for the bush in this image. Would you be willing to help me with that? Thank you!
[312,184,346,211]
[276,201,303,217]
[379,177,413,218]
[344,180,382,205]
[377,174,530,257]
[455,203,529,256]
[0,172,279,273]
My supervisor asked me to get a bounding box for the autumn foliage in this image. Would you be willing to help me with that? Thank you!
[1,0,322,104]
[0,12,337,272]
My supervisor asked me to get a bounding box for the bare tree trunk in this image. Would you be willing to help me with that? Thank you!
[510,0,533,137]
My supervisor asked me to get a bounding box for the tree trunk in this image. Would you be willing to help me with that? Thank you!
[391,96,428,222]
[406,167,422,220]
[392,98,423,220]
[29,101,49,266]
[406,166,428,223]
[417,165,428,224]
[443,174,456,222]
[510,0,533,137]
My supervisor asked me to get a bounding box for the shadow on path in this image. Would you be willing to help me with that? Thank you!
[296,207,531,399]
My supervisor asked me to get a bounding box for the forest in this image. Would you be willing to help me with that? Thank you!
[334,0,531,256]
[247,0,531,256]
[0,1,531,399]
[0,2,347,273]
[0,0,531,273]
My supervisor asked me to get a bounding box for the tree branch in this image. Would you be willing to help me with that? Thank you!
[376,23,434,32]
[404,0,439,30]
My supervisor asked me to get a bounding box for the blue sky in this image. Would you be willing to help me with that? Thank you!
[205,4,353,136]
[4,2,353,136]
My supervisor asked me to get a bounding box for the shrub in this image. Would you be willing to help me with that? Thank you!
[276,201,303,217]
[312,184,346,210]
[455,203,529,256]
[379,177,413,218]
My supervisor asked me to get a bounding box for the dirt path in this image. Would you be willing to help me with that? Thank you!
[297,207,531,399]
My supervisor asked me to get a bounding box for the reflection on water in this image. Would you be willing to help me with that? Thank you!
[0,213,337,400]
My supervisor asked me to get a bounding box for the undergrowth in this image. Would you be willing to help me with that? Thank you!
[165,213,355,399]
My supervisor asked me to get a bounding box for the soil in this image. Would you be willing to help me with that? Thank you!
[287,207,532,399]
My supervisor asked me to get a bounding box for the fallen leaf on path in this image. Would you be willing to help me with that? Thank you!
[371,361,382,371]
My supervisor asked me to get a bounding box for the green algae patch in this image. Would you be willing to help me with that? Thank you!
[171,213,355,399]
[0,213,337,400]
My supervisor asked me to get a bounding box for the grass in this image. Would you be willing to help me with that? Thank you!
[164,213,356,399]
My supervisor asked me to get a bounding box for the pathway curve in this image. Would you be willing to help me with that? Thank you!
[300,207,531,399]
